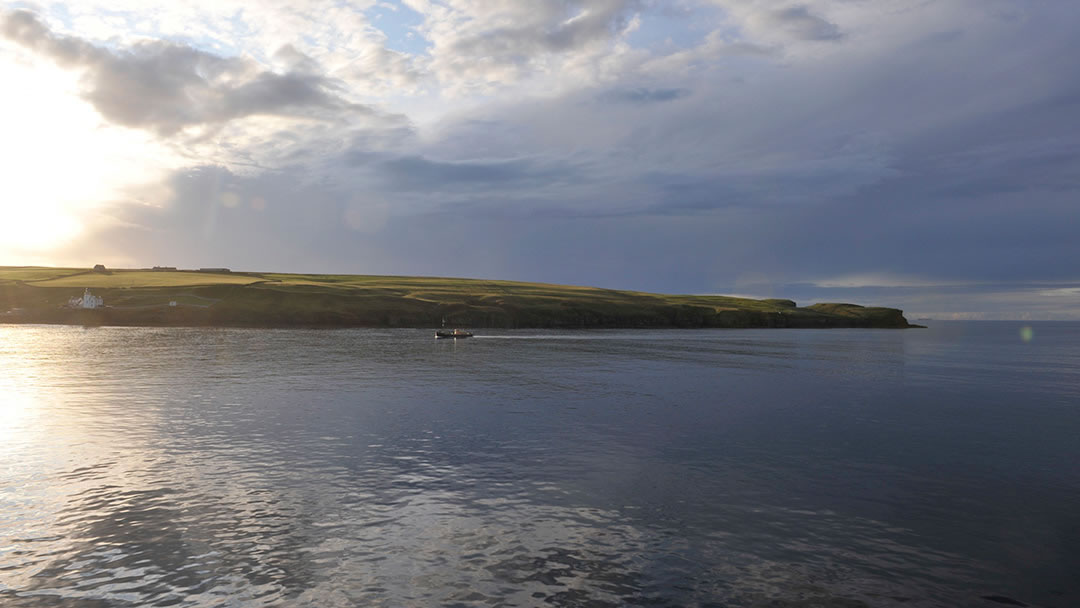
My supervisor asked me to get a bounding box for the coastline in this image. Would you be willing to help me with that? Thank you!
[0,300,918,330]
[1,268,918,330]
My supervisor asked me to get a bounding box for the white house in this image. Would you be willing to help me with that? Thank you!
[68,288,104,309]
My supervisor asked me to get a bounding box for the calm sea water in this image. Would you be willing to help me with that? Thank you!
[1,322,1078,607]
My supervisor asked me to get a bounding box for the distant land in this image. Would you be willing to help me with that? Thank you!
[0,266,918,329]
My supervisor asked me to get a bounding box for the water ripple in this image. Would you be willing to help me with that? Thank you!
[1,324,1078,606]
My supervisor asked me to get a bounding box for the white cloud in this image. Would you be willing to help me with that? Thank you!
[811,275,966,289]
[1039,287,1080,298]
[400,0,644,95]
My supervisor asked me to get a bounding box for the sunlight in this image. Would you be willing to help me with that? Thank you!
[0,329,43,452]
[0,55,174,261]
[0,374,36,451]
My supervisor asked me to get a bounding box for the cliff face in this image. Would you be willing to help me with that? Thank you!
[1,277,916,330]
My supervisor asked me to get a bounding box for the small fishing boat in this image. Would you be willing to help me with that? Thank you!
[435,329,473,339]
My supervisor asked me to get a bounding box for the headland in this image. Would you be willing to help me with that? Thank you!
[0,266,918,329]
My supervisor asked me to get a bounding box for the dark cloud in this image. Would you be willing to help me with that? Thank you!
[60,163,742,293]
[443,0,640,67]
[0,9,373,135]
[600,88,690,104]
[373,155,579,191]
[764,5,843,41]
[1,8,100,64]
[65,166,361,271]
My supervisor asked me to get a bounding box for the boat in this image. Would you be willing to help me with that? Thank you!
[435,329,473,339]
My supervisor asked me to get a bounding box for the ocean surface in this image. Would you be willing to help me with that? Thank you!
[1,322,1078,607]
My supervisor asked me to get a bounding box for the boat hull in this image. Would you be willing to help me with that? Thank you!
[435,330,473,339]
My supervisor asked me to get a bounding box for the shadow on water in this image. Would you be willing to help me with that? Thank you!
[6,476,322,607]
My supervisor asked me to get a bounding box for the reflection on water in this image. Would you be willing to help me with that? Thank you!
[1,323,1079,607]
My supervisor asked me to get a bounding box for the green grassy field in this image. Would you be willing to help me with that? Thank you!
[0,266,915,329]
[15,269,262,288]
[0,267,87,282]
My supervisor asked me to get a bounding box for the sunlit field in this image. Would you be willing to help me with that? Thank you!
[21,270,263,288]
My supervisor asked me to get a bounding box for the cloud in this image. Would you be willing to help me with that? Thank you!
[1,8,100,64]
[8,0,1080,318]
[402,0,643,92]
[600,87,690,104]
[1,9,376,136]
[756,5,843,41]
[443,0,638,56]
[373,155,579,191]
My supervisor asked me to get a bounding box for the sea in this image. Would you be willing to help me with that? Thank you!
[1,322,1078,607]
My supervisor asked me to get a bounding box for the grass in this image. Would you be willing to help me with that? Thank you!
[0,266,915,328]
[0,266,86,283]
[12,269,263,288]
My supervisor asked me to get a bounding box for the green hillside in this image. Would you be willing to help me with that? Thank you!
[0,266,916,329]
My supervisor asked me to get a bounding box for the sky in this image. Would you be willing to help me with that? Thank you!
[0,0,1077,319]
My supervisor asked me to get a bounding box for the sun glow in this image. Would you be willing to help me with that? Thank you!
[0,54,174,262]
